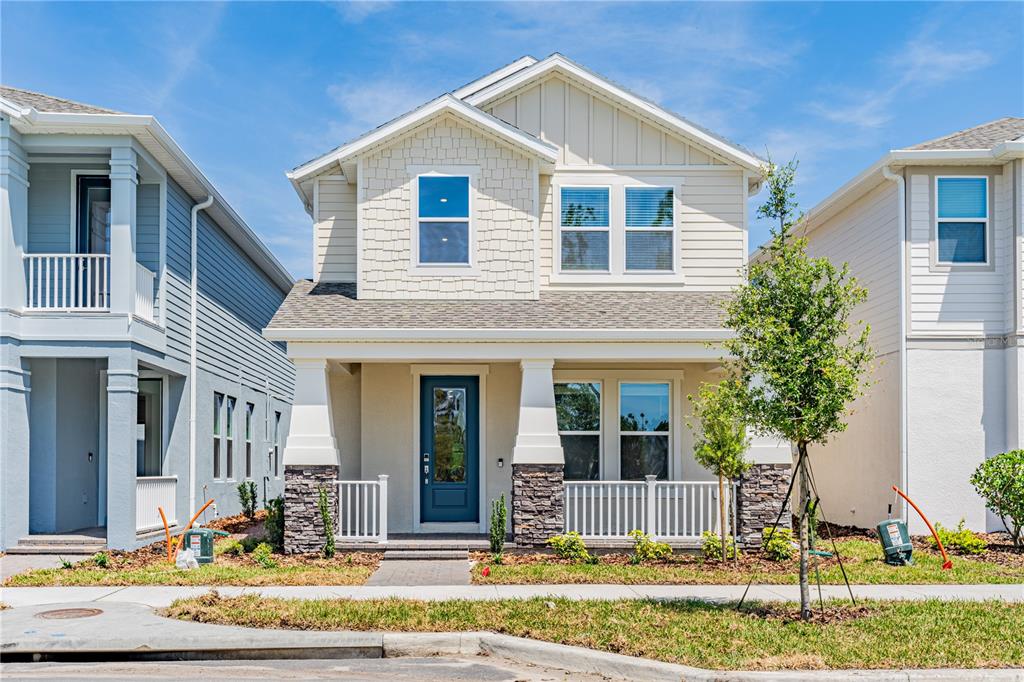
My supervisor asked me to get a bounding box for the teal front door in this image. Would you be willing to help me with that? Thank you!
[420,376,479,523]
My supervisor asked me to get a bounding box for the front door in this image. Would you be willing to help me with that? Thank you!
[420,376,479,523]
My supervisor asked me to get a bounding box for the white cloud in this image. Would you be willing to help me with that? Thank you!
[322,77,436,144]
[150,3,227,108]
[332,1,394,24]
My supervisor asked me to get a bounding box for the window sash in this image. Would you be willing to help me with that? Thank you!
[416,174,472,267]
[935,176,989,265]
[560,187,610,228]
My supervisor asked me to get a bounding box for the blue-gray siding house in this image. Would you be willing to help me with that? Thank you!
[0,87,294,552]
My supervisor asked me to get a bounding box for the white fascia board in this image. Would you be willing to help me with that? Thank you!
[263,326,733,342]
[452,56,539,99]
[14,109,294,291]
[464,54,764,174]
[287,94,558,183]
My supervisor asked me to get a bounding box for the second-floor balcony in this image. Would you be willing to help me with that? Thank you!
[23,253,157,323]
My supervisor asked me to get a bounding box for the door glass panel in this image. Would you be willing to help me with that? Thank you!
[433,387,467,483]
[78,178,112,255]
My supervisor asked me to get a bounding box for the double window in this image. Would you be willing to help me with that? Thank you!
[558,183,676,276]
[936,176,988,265]
[415,174,472,267]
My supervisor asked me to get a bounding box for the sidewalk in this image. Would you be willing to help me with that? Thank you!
[2,583,1021,608]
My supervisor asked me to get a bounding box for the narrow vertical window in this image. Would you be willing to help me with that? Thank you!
[245,402,254,479]
[936,177,988,264]
[555,382,601,480]
[625,187,674,271]
[619,383,670,480]
[225,396,236,480]
[560,187,610,271]
[417,175,470,265]
[213,393,223,479]
[273,411,282,478]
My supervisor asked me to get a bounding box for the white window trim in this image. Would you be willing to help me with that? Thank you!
[554,380,604,481]
[409,166,480,276]
[213,392,224,481]
[552,176,685,284]
[623,184,677,275]
[617,380,673,480]
[933,175,991,268]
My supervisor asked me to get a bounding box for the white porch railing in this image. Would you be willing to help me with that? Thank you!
[564,476,736,540]
[336,475,388,542]
[136,475,177,533]
[24,253,110,311]
[135,263,156,322]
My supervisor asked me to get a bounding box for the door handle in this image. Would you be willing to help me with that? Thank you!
[423,464,429,474]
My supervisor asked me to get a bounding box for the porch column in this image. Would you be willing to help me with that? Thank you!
[0,345,30,550]
[0,117,29,313]
[283,358,339,554]
[105,351,138,550]
[511,359,564,547]
[736,436,792,549]
[108,146,137,315]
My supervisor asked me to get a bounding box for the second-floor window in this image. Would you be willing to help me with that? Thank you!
[416,174,471,266]
[936,176,988,265]
[560,187,610,271]
[625,187,674,271]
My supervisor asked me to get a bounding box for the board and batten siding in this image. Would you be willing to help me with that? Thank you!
[908,168,1013,336]
[804,179,901,355]
[164,179,294,400]
[484,75,730,168]
[314,176,357,282]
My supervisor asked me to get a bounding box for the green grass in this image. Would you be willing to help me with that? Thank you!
[474,540,1023,585]
[164,593,1024,670]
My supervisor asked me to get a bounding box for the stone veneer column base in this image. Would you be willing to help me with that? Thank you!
[284,464,338,555]
[512,463,564,547]
[737,463,793,549]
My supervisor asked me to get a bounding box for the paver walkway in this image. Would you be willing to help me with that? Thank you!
[366,560,472,586]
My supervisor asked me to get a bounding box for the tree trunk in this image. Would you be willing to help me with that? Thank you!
[718,473,727,562]
[797,440,812,620]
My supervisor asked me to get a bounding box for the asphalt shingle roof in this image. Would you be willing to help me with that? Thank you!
[0,85,121,115]
[905,117,1024,151]
[268,280,728,331]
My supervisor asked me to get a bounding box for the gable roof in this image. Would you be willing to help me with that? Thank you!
[904,117,1024,151]
[288,93,558,183]
[451,56,538,100]
[462,53,765,173]
[1,85,293,292]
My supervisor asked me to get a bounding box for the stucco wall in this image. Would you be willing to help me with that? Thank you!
[359,116,536,299]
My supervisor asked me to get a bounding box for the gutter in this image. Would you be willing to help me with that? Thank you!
[881,166,909,522]
[188,195,214,519]
[262,326,735,342]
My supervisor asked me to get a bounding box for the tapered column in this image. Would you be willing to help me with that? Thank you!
[109,146,137,315]
[283,359,339,554]
[511,359,564,547]
[0,118,29,313]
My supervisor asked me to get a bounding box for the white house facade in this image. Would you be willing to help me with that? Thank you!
[795,118,1024,534]
[267,55,791,551]
[0,87,294,552]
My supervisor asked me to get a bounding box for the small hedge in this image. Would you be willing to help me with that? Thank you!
[931,520,986,555]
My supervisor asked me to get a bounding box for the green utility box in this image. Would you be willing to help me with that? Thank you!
[876,519,913,566]
[182,527,229,564]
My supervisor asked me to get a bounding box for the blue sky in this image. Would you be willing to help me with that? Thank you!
[4,1,1021,278]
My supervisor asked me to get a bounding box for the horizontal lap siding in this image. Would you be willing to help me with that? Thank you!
[26,163,105,252]
[137,183,160,320]
[804,180,900,355]
[315,176,356,282]
[679,172,745,290]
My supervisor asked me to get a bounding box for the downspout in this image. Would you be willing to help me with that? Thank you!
[881,165,908,522]
[189,195,214,519]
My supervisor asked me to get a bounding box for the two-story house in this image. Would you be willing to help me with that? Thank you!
[267,55,791,552]
[795,118,1023,534]
[0,87,294,553]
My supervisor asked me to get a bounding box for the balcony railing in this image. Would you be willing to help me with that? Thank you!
[136,475,178,533]
[135,262,156,322]
[24,253,110,311]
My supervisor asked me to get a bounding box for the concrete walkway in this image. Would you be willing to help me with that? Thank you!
[1,583,1021,608]
[366,560,472,586]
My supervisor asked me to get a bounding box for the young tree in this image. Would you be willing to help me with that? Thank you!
[725,158,873,619]
[688,378,751,563]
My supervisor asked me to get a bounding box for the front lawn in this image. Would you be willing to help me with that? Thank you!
[472,538,1024,585]
[164,593,1024,670]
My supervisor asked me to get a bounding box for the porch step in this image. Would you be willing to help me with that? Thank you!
[382,549,469,561]
[8,532,107,555]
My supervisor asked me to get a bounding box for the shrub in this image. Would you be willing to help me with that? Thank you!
[264,496,284,551]
[761,526,796,561]
[546,532,594,564]
[701,530,739,561]
[317,485,335,559]
[237,481,258,519]
[241,536,262,553]
[58,556,74,570]
[628,529,672,564]
[252,542,277,569]
[931,519,986,555]
[217,538,244,556]
[92,552,109,568]
[489,495,507,554]
[970,450,1024,547]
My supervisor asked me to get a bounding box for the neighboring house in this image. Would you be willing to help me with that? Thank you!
[0,87,295,553]
[791,118,1023,534]
[267,54,791,552]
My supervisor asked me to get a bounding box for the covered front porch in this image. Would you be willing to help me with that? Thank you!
[279,340,791,553]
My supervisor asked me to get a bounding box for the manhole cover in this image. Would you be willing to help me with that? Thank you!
[36,608,103,620]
